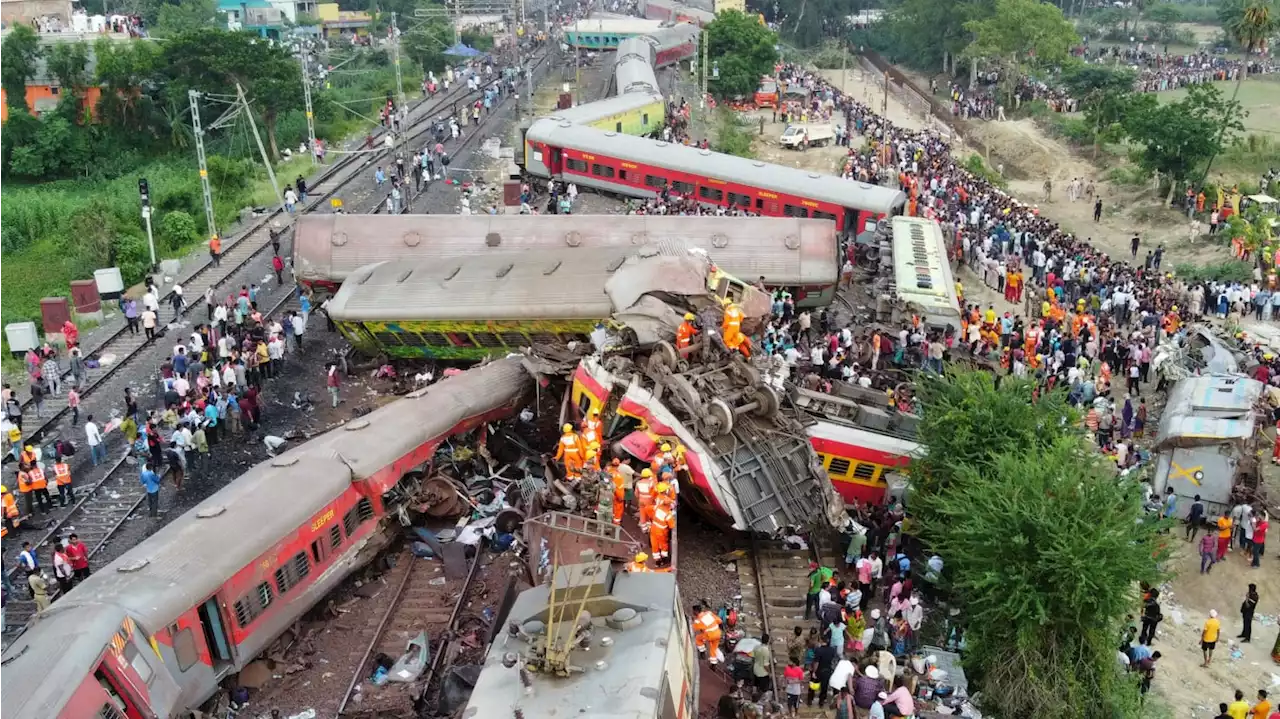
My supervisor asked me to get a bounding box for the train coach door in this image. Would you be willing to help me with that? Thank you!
[197,597,235,671]
[93,667,145,719]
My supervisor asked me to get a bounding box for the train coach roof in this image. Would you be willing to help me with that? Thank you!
[526,118,907,216]
[30,455,355,625]
[326,244,726,323]
[565,17,665,33]
[294,214,839,287]
[544,91,661,125]
[2,606,128,719]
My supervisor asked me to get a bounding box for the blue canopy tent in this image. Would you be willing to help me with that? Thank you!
[444,42,482,57]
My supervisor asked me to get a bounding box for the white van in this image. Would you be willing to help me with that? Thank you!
[780,124,834,149]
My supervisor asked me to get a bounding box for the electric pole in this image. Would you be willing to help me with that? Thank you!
[301,47,318,165]
[391,11,406,108]
[699,30,708,111]
[237,83,286,214]
[189,90,218,243]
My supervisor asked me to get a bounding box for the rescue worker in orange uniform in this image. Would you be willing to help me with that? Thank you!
[657,473,677,507]
[18,444,38,471]
[721,302,747,356]
[1,485,20,538]
[583,447,600,475]
[626,552,652,572]
[651,442,674,475]
[635,469,656,530]
[26,463,51,515]
[691,603,725,664]
[53,456,74,507]
[554,423,585,482]
[608,459,626,525]
[675,313,699,350]
[582,407,603,446]
[650,498,673,565]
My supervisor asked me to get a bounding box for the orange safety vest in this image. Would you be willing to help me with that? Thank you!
[694,610,722,635]
[583,417,603,441]
[2,491,17,519]
[652,505,672,530]
[19,450,37,468]
[26,467,47,491]
[54,462,71,486]
[722,305,743,333]
[635,477,655,506]
[554,433,584,460]
[17,470,33,494]
[675,321,697,349]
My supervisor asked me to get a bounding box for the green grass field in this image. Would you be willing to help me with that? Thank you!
[1155,77,1280,136]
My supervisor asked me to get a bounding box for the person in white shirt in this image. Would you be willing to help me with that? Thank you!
[85,416,105,466]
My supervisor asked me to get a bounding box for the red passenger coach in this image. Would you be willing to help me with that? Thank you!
[1,359,533,719]
[521,118,906,236]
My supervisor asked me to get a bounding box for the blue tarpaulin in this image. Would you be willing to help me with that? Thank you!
[444,42,481,57]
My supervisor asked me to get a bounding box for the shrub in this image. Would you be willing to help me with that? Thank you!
[160,210,199,250]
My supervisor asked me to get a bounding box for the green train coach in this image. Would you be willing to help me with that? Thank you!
[326,245,760,361]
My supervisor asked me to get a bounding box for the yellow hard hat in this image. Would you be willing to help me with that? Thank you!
[660,443,671,452]
[586,449,597,459]
[656,482,670,494]
[0,485,7,493]
[636,552,649,562]
[1171,305,1178,312]
[590,407,600,416]
[24,445,33,452]
[641,468,653,478]
[562,423,573,433]
[684,312,695,321]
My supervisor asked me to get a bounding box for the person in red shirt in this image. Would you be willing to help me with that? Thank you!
[1252,512,1269,568]
[64,533,91,582]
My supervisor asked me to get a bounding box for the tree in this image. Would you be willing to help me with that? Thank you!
[962,0,1078,104]
[403,19,455,74]
[94,38,163,132]
[161,29,305,160]
[1,25,43,115]
[907,372,1163,719]
[1126,83,1245,201]
[705,10,779,99]
[45,41,92,123]
[1060,64,1152,157]
[877,0,993,73]
[1143,3,1181,40]
[153,0,219,37]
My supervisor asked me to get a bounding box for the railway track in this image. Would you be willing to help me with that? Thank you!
[2,292,302,634]
[335,543,486,717]
[7,54,547,445]
[738,534,837,712]
[1,48,554,623]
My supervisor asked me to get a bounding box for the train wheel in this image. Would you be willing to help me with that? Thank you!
[703,398,735,438]
[751,385,780,418]
[648,340,679,372]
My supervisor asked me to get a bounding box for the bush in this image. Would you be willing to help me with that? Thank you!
[1173,260,1253,283]
[963,154,1008,189]
[714,109,755,158]
[1048,115,1095,145]
[160,210,199,250]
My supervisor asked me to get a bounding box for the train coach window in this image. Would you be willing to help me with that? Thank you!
[565,158,589,173]
[827,456,852,477]
[853,462,878,481]
[727,192,752,208]
[642,112,650,126]
[372,331,404,346]
[618,169,630,182]
[274,551,312,596]
[783,204,810,218]
[644,174,667,189]
[698,186,724,202]
[448,333,476,348]
[615,121,624,133]
[122,642,154,685]
[97,705,126,719]
[473,332,504,348]
[357,498,374,522]
[169,625,200,672]
[531,332,559,344]
[419,332,449,346]
[812,210,837,222]
[234,581,274,629]
[329,525,343,551]
[499,331,528,347]
[591,163,616,179]
[672,180,695,196]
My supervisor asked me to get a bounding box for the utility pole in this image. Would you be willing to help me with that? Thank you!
[699,30,708,111]
[391,11,406,108]
[138,178,156,271]
[301,48,317,165]
[189,90,218,243]
[237,83,286,215]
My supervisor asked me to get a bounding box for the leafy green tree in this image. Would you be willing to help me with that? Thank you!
[160,210,200,249]
[1,25,43,115]
[1202,0,1279,181]
[1126,83,1245,201]
[1143,3,1182,39]
[962,0,1078,104]
[1059,64,1153,157]
[877,0,992,74]
[153,0,219,37]
[907,371,1162,719]
[94,38,163,132]
[705,10,779,99]
[161,28,305,159]
[403,19,456,73]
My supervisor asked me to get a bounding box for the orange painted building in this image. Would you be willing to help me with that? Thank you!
[0,84,102,122]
